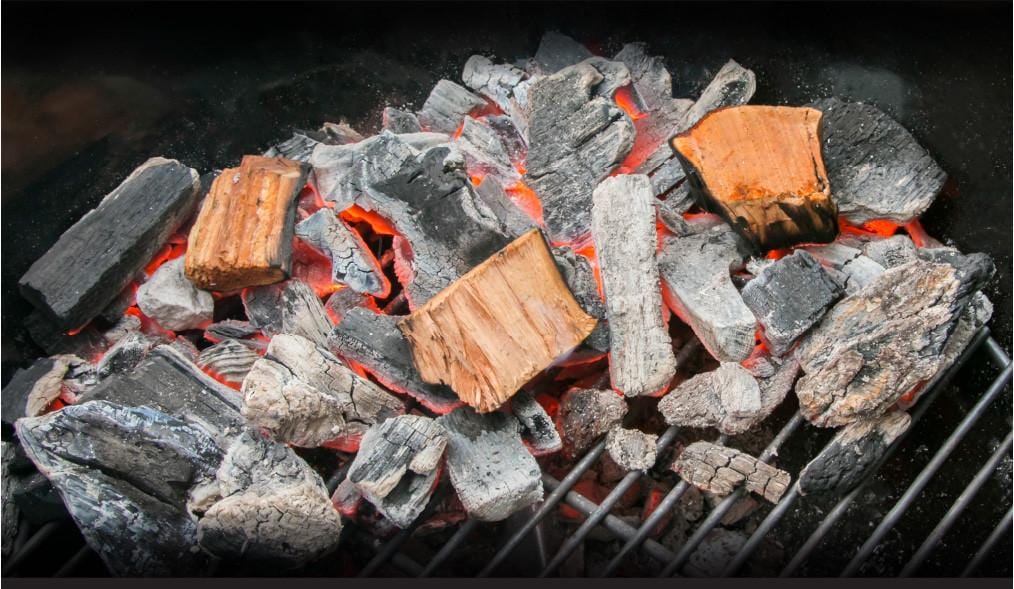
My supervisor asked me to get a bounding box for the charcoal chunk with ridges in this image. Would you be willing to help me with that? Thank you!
[242,279,332,347]
[552,245,609,352]
[417,79,486,134]
[197,339,260,387]
[295,209,390,297]
[673,441,790,503]
[382,107,422,134]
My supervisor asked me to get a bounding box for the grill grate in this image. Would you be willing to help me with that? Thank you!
[4,329,1011,577]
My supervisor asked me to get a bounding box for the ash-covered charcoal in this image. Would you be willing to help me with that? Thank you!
[592,175,676,395]
[525,61,636,243]
[17,401,223,575]
[863,234,919,269]
[605,427,659,471]
[417,79,486,134]
[673,441,790,504]
[382,107,422,134]
[263,127,347,162]
[528,31,594,74]
[2,356,69,437]
[347,415,446,527]
[558,388,629,459]
[2,442,19,556]
[462,55,528,115]
[476,176,536,239]
[95,331,157,378]
[552,245,609,351]
[295,209,390,297]
[815,97,947,225]
[323,287,374,323]
[453,117,521,186]
[685,528,750,577]
[331,477,363,518]
[656,188,695,234]
[512,390,562,455]
[652,160,691,200]
[242,279,332,346]
[797,410,911,496]
[658,222,756,363]
[243,358,348,447]
[795,259,993,427]
[682,60,757,130]
[802,242,885,294]
[204,319,263,344]
[916,247,997,294]
[329,307,461,414]
[438,407,543,521]
[19,157,201,332]
[741,251,844,356]
[57,354,100,401]
[197,431,342,570]
[197,339,260,387]
[102,313,142,344]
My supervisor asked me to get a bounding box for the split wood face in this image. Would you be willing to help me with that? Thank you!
[399,229,597,413]
[672,105,839,252]
[185,155,309,292]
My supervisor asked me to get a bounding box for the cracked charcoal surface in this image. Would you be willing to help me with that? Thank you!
[605,427,658,471]
[673,441,790,503]
[382,107,422,134]
[295,209,389,296]
[241,279,333,346]
[558,388,628,459]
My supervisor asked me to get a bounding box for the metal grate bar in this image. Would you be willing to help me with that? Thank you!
[1,521,62,576]
[53,545,93,578]
[900,430,1014,577]
[419,518,480,577]
[961,506,1013,577]
[358,486,447,577]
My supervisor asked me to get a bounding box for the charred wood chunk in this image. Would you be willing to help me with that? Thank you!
[295,209,390,297]
[242,279,332,346]
[803,242,885,294]
[437,407,543,521]
[197,339,259,387]
[137,258,214,332]
[592,175,676,396]
[814,97,947,224]
[23,310,108,358]
[329,308,461,413]
[652,159,690,200]
[2,443,19,555]
[682,60,757,130]
[382,107,422,134]
[399,229,597,413]
[795,259,992,427]
[2,357,67,438]
[324,287,374,324]
[658,224,756,363]
[797,410,911,496]
[186,156,309,291]
[16,401,223,575]
[476,176,536,239]
[673,441,790,504]
[95,331,157,379]
[741,251,844,356]
[558,388,628,460]
[197,431,342,570]
[512,390,562,455]
[453,116,521,186]
[204,319,263,345]
[525,62,635,243]
[19,157,200,331]
[552,245,609,352]
[673,106,838,252]
[462,55,528,115]
[417,79,486,134]
[320,121,366,145]
[915,247,996,298]
[863,235,919,269]
[347,415,446,527]
[263,128,344,162]
[529,31,594,75]
[605,427,658,471]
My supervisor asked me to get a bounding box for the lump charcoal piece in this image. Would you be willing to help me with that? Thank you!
[102,313,142,344]
[686,528,749,577]
[652,159,690,199]
[797,410,911,496]
[795,259,993,427]
[741,251,844,356]
[197,339,260,387]
[347,415,446,527]
[382,107,422,134]
[803,242,885,294]
[329,308,460,413]
[295,209,390,297]
[512,390,562,455]
[11,471,70,524]
[453,116,521,186]
[915,247,996,297]
[263,129,342,162]
[2,357,67,437]
[658,223,756,362]
[57,354,99,401]
[197,431,342,569]
[682,60,757,130]
[417,79,486,134]
[525,62,635,243]
[476,176,536,239]
[16,401,223,575]
[814,97,947,224]
[242,357,347,447]
[19,157,201,331]
[605,427,659,471]
[558,388,628,459]
[320,121,365,144]
[530,31,594,74]
[95,331,157,378]
[2,443,19,556]
[204,319,263,344]
[242,279,332,346]
[552,245,609,351]
[438,407,543,521]
[462,55,527,114]
[23,310,107,358]
[324,287,374,324]
[863,235,919,269]
[592,175,676,395]
[673,441,790,504]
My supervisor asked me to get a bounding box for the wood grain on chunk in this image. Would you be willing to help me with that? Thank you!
[558,388,628,459]
[673,441,790,503]
[399,229,597,413]
[295,209,390,297]
[417,80,486,134]
[673,106,837,251]
[242,279,332,346]
[197,339,260,387]
[186,155,309,291]
[592,174,676,396]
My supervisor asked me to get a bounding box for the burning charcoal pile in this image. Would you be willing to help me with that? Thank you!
[2,32,996,577]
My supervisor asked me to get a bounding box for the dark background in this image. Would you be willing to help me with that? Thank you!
[2,0,1011,577]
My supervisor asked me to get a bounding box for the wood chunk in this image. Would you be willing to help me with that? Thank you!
[592,175,676,396]
[558,388,628,459]
[185,155,309,291]
[329,308,461,413]
[552,245,609,351]
[295,209,390,297]
[19,157,200,331]
[797,410,911,496]
[673,106,838,251]
[682,60,758,130]
[437,407,543,521]
[863,235,919,269]
[512,390,562,455]
[525,62,636,243]
[417,79,486,134]
[198,339,260,387]
[242,279,332,346]
[673,441,790,503]
[658,223,756,363]
[530,31,594,74]
[348,415,446,527]
[1,357,67,437]
[741,251,844,356]
[605,427,659,471]
[17,401,223,575]
[137,257,214,331]
[320,121,366,144]
[453,116,521,186]
[382,107,422,134]
[197,430,342,569]
[795,259,992,427]
[814,97,947,224]
[803,242,885,294]
[462,55,528,114]
[400,229,596,413]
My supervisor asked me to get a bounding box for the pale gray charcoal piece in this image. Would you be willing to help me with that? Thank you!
[863,234,919,268]
[136,257,214,332]
[382,107,422,134]
[606,427,659,471]
[552,245,609,352]
[417,79,487,134]
[204,319,263,344]
[651,159,690,199]
[295,209,389,296]
[511,390,562,455]
[803,242,886,294]
[462,55,528,114]
[453,116,521,186]
[320,121,365,144]
[681,59,757,130]
[529,31,594,74]
[242,279,333,346]
[558,388,628,459]
[1,442,19,558]
[476,176,536,239]
[197,339,259,386]
[673,441,791,504]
